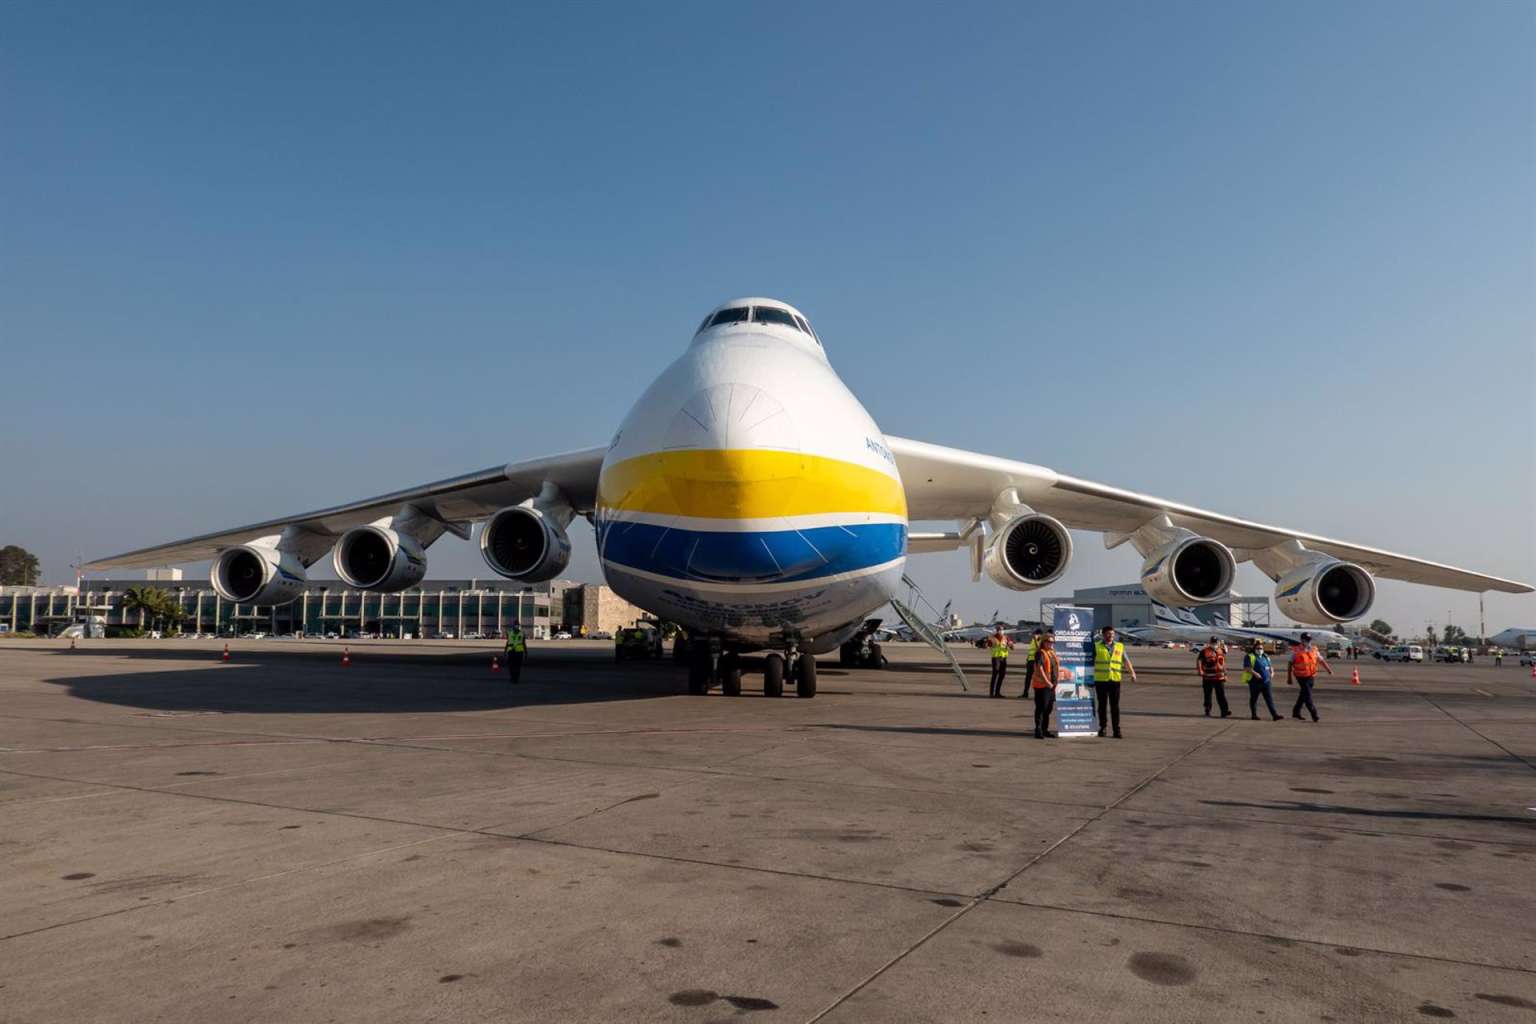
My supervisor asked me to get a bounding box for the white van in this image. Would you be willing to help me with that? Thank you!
[1382,645,1424,663]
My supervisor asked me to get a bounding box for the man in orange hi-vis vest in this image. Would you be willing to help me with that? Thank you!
[1286,632,1332,722]
[1031,631,1062,739]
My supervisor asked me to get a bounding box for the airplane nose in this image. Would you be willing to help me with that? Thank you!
[664,382,798,451]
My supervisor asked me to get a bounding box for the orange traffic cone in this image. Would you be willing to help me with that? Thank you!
[491,655,501,672]
[222,643,230,662]
[1350,668,1360,686]
[341,646,351,668]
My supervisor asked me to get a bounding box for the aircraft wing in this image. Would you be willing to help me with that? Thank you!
[84,447,607,570]
[888,436,1531,594]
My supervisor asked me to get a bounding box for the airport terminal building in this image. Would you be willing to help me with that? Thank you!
[0,577,647,639]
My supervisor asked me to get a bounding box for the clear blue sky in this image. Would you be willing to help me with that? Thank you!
[3,1,1532,635]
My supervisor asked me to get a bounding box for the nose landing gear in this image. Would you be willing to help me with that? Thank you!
[682,636,818,699]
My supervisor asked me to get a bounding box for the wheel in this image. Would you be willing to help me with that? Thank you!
[615,646,626,662]
[763,653,784,698]
[687,647,711,695]
[838,642,855,667]
[796,652,817,698]
[721,653,742,696]
[866,641,885,669]
[673,636,689,663]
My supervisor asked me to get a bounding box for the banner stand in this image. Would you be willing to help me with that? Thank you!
[1052,606,1098,737]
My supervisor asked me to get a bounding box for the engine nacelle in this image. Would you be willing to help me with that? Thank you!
[1275,560,1375,625]
[1141,536,1236,606]
[333,526,427,592]
[481,505,572,581]
[211,544,306,606]
[983,514,1072,591]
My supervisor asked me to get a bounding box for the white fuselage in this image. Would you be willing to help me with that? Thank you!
[593,315,907,652]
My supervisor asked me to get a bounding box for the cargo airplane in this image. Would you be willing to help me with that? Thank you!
[86,297,1531,698]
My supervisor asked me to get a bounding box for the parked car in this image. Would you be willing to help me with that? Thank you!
[1381,644,1424,663]
[553,631,573,640]
[1519,651,1535,667]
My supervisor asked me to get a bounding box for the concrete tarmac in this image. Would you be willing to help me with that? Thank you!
[2,638,1534,1022]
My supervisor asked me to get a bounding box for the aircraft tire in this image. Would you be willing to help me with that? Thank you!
[764,654,785,698]
[687,648,711,695]
[838,642,854,667]
[796,653,817,698]
[721,654,742,696]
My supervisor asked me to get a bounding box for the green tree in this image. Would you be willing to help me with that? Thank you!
[1368,619,1393,639]
[1425,625,1439,646]
[0,545,41,585]
[121,587,185,634]
[1443,625,1468,644]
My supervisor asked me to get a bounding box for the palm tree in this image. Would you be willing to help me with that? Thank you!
[121,587,157,632]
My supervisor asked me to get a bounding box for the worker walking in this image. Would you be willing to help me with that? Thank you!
[1287,632,1331,722]
[1196,637,1232,718]
[1093,625,1137,738]
[1243,639,1281,720]
[504,626,527,684]
[987,626,1013,698]
[1031,631,1060,738]
[1017,628,1044,698]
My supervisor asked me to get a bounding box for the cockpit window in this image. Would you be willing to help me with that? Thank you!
[707,307,750,327]
[793,315,812,335]
[752,307,801,330]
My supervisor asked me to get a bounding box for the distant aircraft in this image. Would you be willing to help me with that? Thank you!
[86,296,1531,698]
[1120,601,1351,648]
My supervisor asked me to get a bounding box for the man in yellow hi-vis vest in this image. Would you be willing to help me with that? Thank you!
[1093,625,1137,738]
[504,627,527,684]
[987,625,1014,698]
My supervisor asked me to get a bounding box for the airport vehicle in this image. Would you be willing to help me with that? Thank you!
[553,631,573,640]
[1435,647,1462,663]
[83,297,1531,698]
[1520,651,1534,667]
[615,625,664,661]
[1381,645,1425,663]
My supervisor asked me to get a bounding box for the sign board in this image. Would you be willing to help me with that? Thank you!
[1052,606,1098,737]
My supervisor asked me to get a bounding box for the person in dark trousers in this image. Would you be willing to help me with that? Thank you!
[1287,632,1331,721]
[1196,637,1232,717]
[504,627,527,683]
[1031,631,1061,738]
[1243,639,1281,720]
[1093,625,1137,738]
[987,626,1013,698]
[1017,628,1043,697]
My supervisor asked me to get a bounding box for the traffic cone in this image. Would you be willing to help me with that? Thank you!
[1350,668,1360,686]
[222,644,230,662]
[341,647,351,668]
[491,654,500,672]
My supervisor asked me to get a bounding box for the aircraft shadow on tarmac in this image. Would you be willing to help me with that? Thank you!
[37,647,887,714]
[40,646,700,715]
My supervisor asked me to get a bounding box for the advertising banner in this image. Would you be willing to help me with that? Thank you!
[1052,606,1098,737]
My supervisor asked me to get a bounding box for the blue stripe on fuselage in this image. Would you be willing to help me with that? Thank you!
[598,521,906,585]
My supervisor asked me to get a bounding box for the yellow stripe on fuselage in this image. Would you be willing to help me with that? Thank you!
[598,449,907,520]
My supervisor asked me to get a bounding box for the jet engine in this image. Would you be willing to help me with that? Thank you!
[332,525,427,592]
[1274,560,1375,625]
[481,505,572,581]
[982,513,1073,591]
[1140,536,1236,606]
[211,543,306,606]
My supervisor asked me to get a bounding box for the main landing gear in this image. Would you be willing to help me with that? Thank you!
[686,641,816,698]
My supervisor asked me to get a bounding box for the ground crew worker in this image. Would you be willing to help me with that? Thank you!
[1286,632,1331,721]
[1243,638,1280,720]
[1017,628,1043,697]
[1494,649,1503,667]
[1093,625,1137,738]
[987,626,1013,698]
[1196,636,1232,718]
[1031,632,1060,739]
[504,626,527,684]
